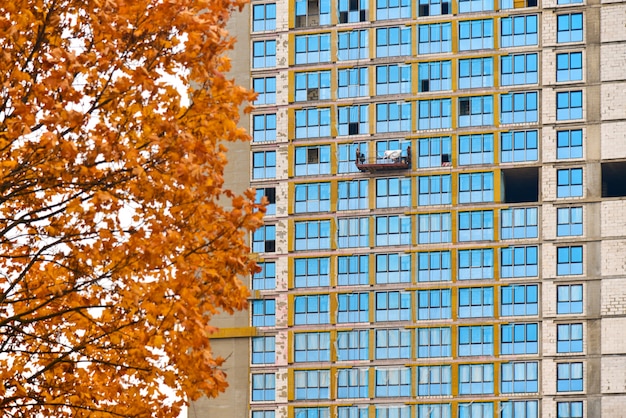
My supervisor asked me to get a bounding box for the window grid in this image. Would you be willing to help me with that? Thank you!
[557,90,583,120]
[458,210,494,241]
[417,365,452,396]
[418,212,452,244]
[458,325,494,356]
[419,61,452,92]
[377,64,411,96]
[458,19,494,51]
[337,292,369,323]
[500,91,538,124]
[418,22,452,54]
[252,262,276,291]
[501,362,539,393]
[294,257,330,288]
[557,168,583,197]
[376,102,412,133]
[377,177,411,208]
[295,109,331,139]
[501,284,539,317]
[376,26,411,57]
[499,400,539,418]
[458,286,494,318]
[417,327,452,357]
[557,206,583,236]
[253,77,276,105]
[337,217,369,248]
[253,225,276,253]
[252,151,276,180]
[501,323,539,355]
[459,57,494,89]
[501,53,538,85]
[500,207,538,239]
[338,67,368,98]
[375,291,412,321]
[375,367,412,397]
[501,246,538,278]
[458,95,494,127]
[459,134,494,165]
[458,363,494,394]
[501,15,538,47]
[418,136,452,168]
[295,182,331,213]
[557,245,583,275]
[418,98,452,130]
[557,13,584,43]
[557,401,583,418]
[294,369,331,400]
[375,328,411,359]
[418,251,452,282]
[375,215,411,246]
[338,179,368,211]
[338,255,369,286]
[557,284,583,314]
[459,248,494,280]
[458,172,494,203]
[417,289,452,320]
[253,40,277,68]
[337,329,369,361]
[294,294,330,325]
[557,362,584,392]
[294,220,331,251]
[376,0,410,20]
[501,130,539,163]
[295,71,331,102]
[253,3,276,32]
[418,175,452,206]
[337,368,369,399]
[294,332,331,362]
[338,30,369,61]
[557,323,584,353]
[557,129,583,159]
[557,52,583,82]
[253,114,276,143]
[376,253,411,284]
[252,336,275,364]
[252,373,276,401]
[295,33,331,64]
[252,299,276,327]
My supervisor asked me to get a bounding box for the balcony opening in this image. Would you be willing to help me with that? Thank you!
[602,161,626,197]
[502,167,539,203]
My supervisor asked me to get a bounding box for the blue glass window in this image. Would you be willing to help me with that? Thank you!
[338,179,368,211]
[337,105,369,136]
[459,286,494,318]
[294,294,330,325]
[557,91,583,120]
[417,365,452,396]
[376,27,411,57]
[557,13,583,43]
[557,52,583,82]
[459,134,494,165]
[501,323,538,354]
[458,95,494,127]
[295,408,330,418]
[418,23,452,54]
[337,368,369,399]
[376,253,411,283]
[295,108,331,139]
[294,332,331,362]
[377,64,411,95]
[252,373,275,401]
[338,67,368,98]
[417,327,452,357]
[375,291,411,321]
[295,0,331,26]
[252,411,275,418]
[458,403,493,418]
[500,401,539,418]
[375,406,410,418]
[338,0,368,23]
[557,129,583,159]
[375,215,411,246]
[338,406,368,418]
[501,15,538,47]
[253,151,276,180]
[418,61,452,92]
[418,175,452,206]
[376,102,411,133]
[375,367,411,397]
[557,207,583,236]
[501,130,539,162]
[338,142,366,173]
[557,168,583,197]
[294,369,331,400]
[459,57,493,89]
[418,405,451,418]
[252,336,275,364]
[501,91,538,124]
[557,246,583,275]
[458,210,494,241]
[338,30,369,61]
[501,246,538,278]
[377,177,411,208]
[500,207,538,239]
[295,34,331,64]
[253,3,276,32]
[459,326,494,356]
[459,19,494,51]
[458,172,494,203]
[294,145,331,176]
[418,136,452,168]
[557,284,583,314]
[458,363,494,393]
[501,53,538,86]
[376,0,410,19]
[375,328,411,359]
[418,0,451,16]
[418,98,452,130]
[418,251,451,282]
[501,362,539,393]
[253,40,276,68]
[253,225,276,253]
[558,402,583,418]
[295,182,331,213]
[338,255,369,286]
[294,257,330,288]
[557,362,584,392]
[501,284,539,316]
[337,292,369,323]
[253,77,276,105]
[252,299,275,326]
[252,262,276,290]
[417,212,452,244]
[458,248,494,280]
[337,329,369,361]
[294,220,331,250]
[557,323,583,353]
[338,217,369,248]
[459,0,493,12]
[295,71,331,102]
[417,289,451,320]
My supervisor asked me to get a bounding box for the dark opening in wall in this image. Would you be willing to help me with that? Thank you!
[602,161,626,197]
[502,167,539,203]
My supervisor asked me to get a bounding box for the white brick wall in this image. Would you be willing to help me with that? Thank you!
[601,4,626,42]
[601,277,626,316]
[601,82,626,121]
[602,318,626,354]
[600,240,626,277]
[601,201,626,237]
[601,121,626,160]
[602,357,626,393]
[601,43,626,82]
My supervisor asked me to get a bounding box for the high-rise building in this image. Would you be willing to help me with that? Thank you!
[190,0,626,416]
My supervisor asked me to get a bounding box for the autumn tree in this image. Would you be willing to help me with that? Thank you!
[0,0,262,416]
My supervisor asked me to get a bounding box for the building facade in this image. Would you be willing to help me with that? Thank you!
[190,0,626,416]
